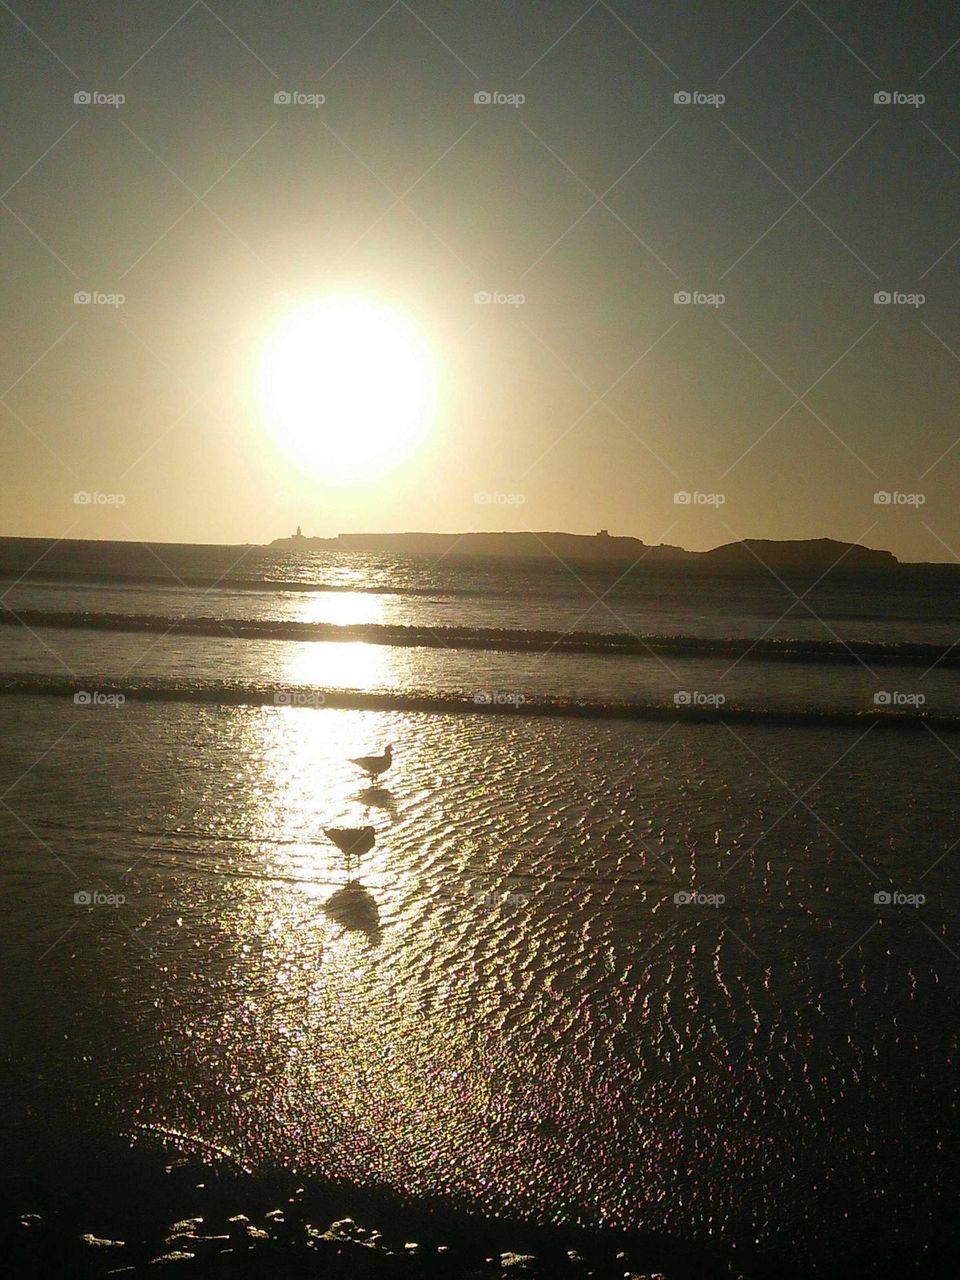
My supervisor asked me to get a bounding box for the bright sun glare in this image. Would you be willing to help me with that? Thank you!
[258,295,435,485]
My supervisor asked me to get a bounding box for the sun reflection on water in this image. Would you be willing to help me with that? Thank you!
[298,589,385,627]
[281,638,397,695]
[231,704,400,950]
[155,704,556,1214]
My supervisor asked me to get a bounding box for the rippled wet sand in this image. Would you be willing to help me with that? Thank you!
[1,696,957,1273]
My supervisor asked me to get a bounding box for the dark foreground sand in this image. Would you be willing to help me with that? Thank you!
[7,1099,960,1278]
[4,1124,757,1280]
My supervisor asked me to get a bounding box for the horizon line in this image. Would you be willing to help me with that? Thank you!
[2,528,956,568]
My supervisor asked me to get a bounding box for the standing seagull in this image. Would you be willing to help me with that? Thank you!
[349,742,392,782]
[324,825,376,878]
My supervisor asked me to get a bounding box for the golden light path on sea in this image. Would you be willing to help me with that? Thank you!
[189,703,500,1201]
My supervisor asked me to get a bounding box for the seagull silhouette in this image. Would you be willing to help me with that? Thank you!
[349,742,392,782]
[324,826,376,858]
[324,825,376,878]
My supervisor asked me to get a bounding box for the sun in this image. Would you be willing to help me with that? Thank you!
[258,295,435,485]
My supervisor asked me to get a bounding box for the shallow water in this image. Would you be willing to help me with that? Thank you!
[3,625,960,721]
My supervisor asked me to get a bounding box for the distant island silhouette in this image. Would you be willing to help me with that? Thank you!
[270,528,901,572]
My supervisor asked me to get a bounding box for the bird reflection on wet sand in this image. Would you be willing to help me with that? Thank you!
[356,785,397,817]
[322,880,382,943]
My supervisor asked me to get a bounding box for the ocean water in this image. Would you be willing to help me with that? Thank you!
[1,539,958,1275]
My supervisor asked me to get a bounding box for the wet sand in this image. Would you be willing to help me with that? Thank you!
[3,699,959,1278]
[6,1124,745,1279]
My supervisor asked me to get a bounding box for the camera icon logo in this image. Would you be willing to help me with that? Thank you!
[673,491,692,504]
[674,890,692,904]
[73,690,92,704]
[874,890,892,904]
[74,890,92,904]
[273,691,292,705]
[73,491,92,505]
[673,690,691,705]
[674,91,691,104]
[874,291,891,304]
[873,491,891,505]
[674,290,691,304]
[873,691,892,705]
[474,91,492,105]
[473,291,492,304]
[473,690,492,704]
[74,291,91,305]
[74,90,92,105]
[874,91,892,105]
[274,90,291,104]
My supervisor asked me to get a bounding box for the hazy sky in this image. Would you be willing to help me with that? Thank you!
[1,0,958,560]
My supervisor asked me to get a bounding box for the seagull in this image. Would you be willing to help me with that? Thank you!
[324,825,376,878]
[324,826,376,859]
[349,742,392,782]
